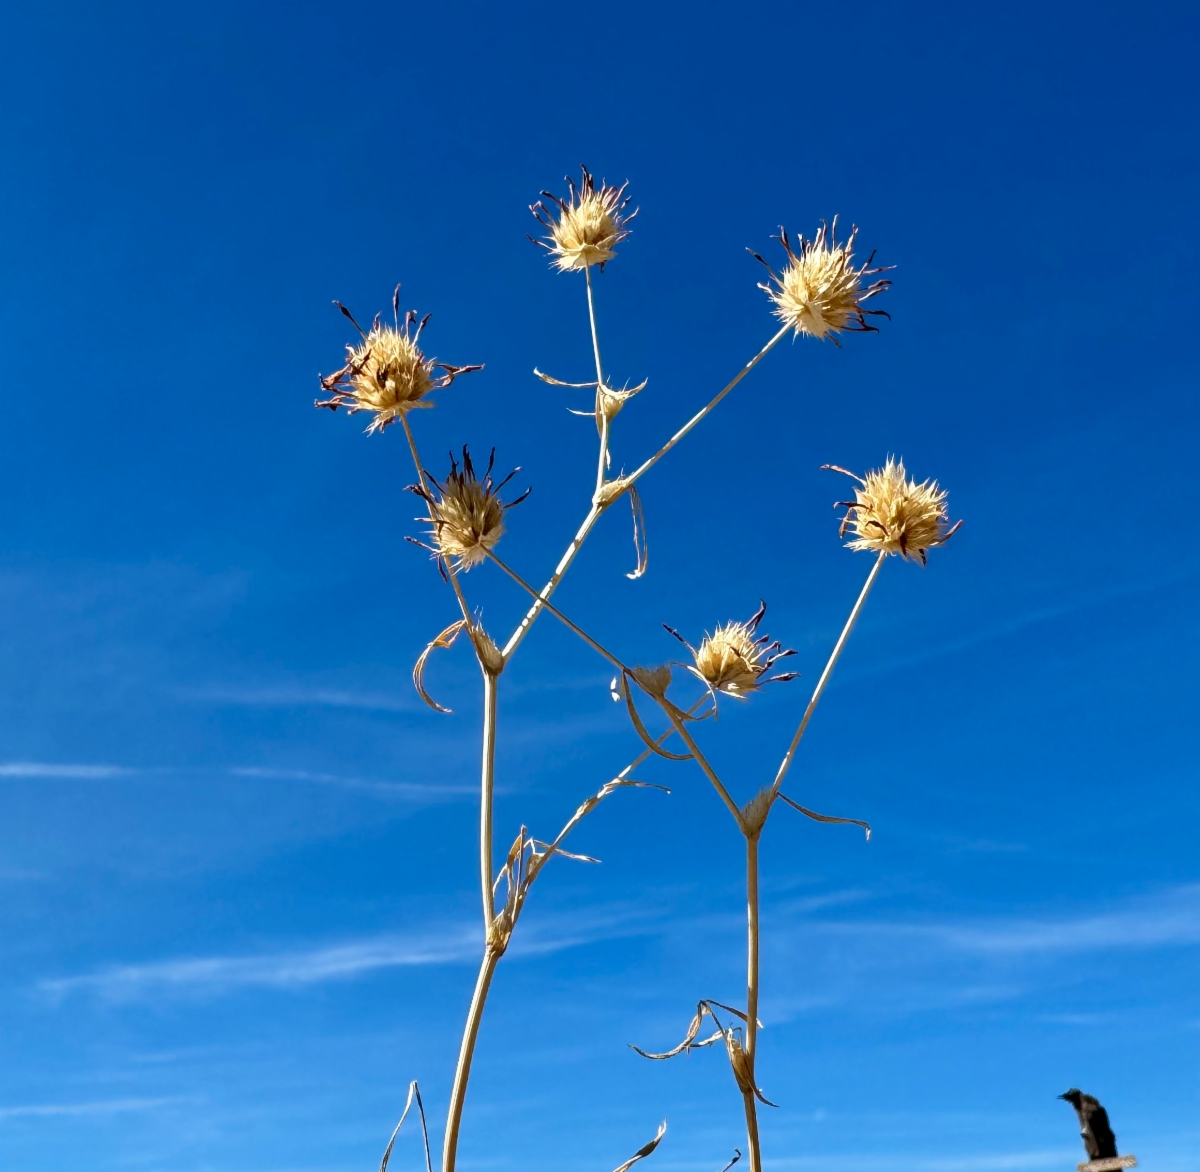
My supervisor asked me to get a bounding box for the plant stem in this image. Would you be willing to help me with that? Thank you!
[742,832,763,1172]
[401,414,472,624]
[770,551,886,797]
[741,1090,763,1172]
[441,946,499,1172]
[662,706,744,828]
[478,671,497,928]
[626,324,790,488]
[585,265,610,496]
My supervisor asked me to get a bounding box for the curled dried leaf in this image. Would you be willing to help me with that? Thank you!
[612,1121,667,1172]
[778,792,872,841]
[620,674,693,761]
[413,620,467,713]
[717,1151,742,1172]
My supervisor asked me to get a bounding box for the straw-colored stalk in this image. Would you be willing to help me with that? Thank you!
[435,271,791,1172]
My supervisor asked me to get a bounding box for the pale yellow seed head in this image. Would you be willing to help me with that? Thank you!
[758,219,891,344]
[676,603,796,700]
[414,447,528,572]
[532,166,633,272]
[835,457,959,565]
[346,326,434,428]
[316,294,482,434]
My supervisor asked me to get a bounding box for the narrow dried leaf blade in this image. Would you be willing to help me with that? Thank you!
[778,792,872,841]
[611,1121,667,1172]
[626,484,649,580]
[379,1080,418,1172]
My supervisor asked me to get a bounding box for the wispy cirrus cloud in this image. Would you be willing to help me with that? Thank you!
[820,883,1200,956]
[183,684,418,712]
[229,765,474,799]
[40,901,667,1002]
[0,1096,188,1119]
[0,762,131,779]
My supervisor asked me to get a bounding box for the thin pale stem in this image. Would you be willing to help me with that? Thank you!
[585,265,610,496]
[662,706,744,828]
[478,672,497,928]
[742,1091,763,1172]
[401,414,472,623]
[743,832,763,1172]
[745,833,760,1059]
[442,946,499,1172]
[770,551,886,796]
[489,552,627,674]
[501,503,601,662]
[626,324,790,488]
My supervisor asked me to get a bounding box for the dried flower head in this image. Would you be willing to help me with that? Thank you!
[316,289,482,433]
[826,458,961,565]
[753,219,891,344]
[530,166,635,271]
[410,447,530,572]
[666,602,797,700]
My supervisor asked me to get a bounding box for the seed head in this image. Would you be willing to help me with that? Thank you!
[666,602,797,700]
[410,447,530,572]
[530,166,635,272]
[316,290,482,433]
[827,458,961,565]
[753,219,891,344]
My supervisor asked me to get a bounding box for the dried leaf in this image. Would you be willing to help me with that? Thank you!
[533,367,597,388]
[717,1151,742,1172]
[612,1121,667,1172]
[626,484,648,579]
[412,620,467,713]
[778,792,872,841]
[621,676,693,761]
[631,1001,723,1060]
[379,1080,431,1172]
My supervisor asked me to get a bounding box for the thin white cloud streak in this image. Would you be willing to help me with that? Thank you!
[41,928,481,1001]
[0,1096,186,1119]
[40,901,666,1002]
[38,885,1199,1005]
[0,762,130,779]
[229,766,475,799]
[817,883,1200,957]
[184,685,417,713]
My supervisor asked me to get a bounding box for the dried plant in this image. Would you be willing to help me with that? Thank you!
[315,165,958,1172]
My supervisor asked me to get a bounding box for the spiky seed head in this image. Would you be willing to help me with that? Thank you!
[830,457,961,565]
[531,166,634,272]
[756,219,891,344]
[411,447,530,572]
[316,293,481,433]
[670,602,797,700]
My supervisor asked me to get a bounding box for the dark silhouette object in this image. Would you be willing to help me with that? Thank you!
[1060,1089,1118,1160]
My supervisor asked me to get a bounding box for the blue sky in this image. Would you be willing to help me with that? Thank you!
[0,2,1197,1170]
